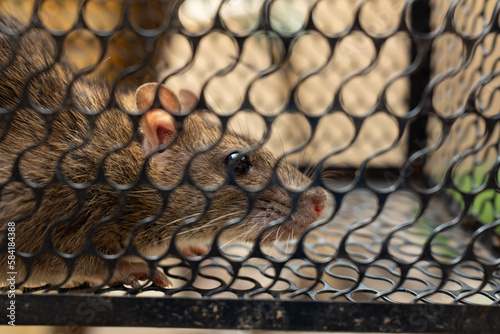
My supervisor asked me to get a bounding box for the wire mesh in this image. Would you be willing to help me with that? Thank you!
[0,0,499,331]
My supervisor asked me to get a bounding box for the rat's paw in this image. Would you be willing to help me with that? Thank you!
[181,245,208,257]
[109,261,172,288]
[152,268,172,287]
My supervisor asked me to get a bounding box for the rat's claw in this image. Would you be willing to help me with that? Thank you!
[122,274,143,288]
[109,261,172,288]
[152,269,172,287]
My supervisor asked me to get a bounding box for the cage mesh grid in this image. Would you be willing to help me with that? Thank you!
[0,0,499,331]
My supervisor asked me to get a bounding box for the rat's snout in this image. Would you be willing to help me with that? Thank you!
[310,187,328,216]
[296,186,329,222]
[247,185,329,243]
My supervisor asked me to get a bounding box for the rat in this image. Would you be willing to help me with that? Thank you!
[0,19,328,289]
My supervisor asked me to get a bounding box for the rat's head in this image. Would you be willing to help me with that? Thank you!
[134,83,328,249]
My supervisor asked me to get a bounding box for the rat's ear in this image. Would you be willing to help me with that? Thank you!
[136,83,180,112]
[179,89,198,111]
[136,83,180,153]
[179,89,212,119]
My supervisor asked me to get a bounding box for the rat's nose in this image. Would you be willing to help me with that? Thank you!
[299,186,328,218]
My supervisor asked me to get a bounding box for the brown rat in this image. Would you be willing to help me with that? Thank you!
[0,20,328,289]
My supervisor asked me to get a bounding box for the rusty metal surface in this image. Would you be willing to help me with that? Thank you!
[1,294,499,332]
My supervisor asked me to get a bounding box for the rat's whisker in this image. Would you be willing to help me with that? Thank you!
[179,211,244,238]
[271,225,283,255]
[156,211,244,244]
[150,211,213,242]
[150,212,204,234]
[96,188,160,197]
[150,209,224,234]
[219,234,243,249]
[128,189,161,194]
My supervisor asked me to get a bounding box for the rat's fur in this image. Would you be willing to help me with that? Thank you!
[0,21,327,288]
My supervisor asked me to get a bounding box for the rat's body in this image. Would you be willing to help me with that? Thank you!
[0,22,327,288]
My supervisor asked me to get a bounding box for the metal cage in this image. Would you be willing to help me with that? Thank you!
[0,0,499,332]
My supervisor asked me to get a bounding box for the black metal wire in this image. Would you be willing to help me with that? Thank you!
[0,0,499,331]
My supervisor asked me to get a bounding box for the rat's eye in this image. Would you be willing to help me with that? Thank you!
[224,152,252,176]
